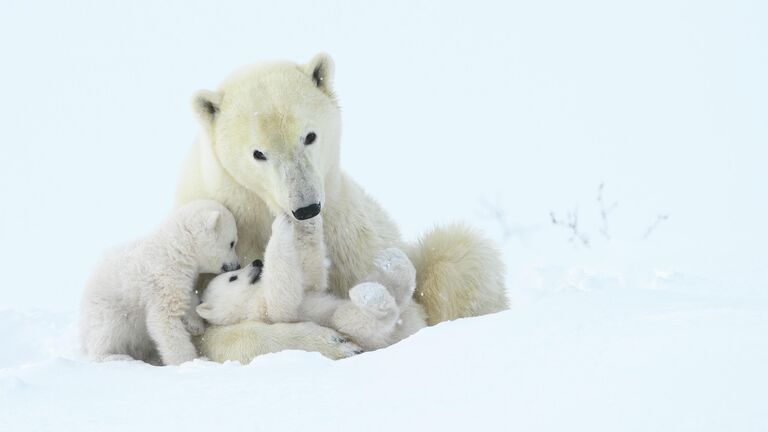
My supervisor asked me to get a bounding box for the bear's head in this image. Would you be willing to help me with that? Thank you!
[196,259,264,326]
[178,200,241,274]
[193,53,341,221]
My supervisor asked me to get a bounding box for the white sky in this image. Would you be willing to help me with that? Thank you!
[0,0,766,310]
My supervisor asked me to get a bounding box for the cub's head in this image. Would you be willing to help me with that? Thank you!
[178,200,241,274]
[193,53,341,221]
[196,259,264,325]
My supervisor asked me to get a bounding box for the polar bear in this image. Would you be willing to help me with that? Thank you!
[176,53,508,361]
[196,214,426,352]
[79,200,241,365]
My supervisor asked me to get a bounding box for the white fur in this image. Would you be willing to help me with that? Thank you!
[177,53,508,362]
[197,215,426,351]
[198,321,362,363]
[79,200,240,365]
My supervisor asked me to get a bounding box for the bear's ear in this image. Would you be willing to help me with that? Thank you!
[305,52,335,96]
[192,90,223,128]
[196,303,212,320]
[204,210,221,231]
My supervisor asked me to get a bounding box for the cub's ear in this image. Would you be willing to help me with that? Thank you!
[204,211,221,231]
[196,304,212,320]
[305,52,335,95]
[248,264,263,285]
[192,90,223,128]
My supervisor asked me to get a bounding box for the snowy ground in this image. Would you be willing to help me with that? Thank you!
[1,0,767,430]
[2,266,767,431]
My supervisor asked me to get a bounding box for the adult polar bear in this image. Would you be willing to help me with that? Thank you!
[177,53,508,361]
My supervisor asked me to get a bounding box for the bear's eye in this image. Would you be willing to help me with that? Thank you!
[304,132,317,146]
[229,275,238,282]
[253,150,267,161]
[230,241,235,249]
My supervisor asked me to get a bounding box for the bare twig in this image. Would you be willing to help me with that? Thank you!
[597,182,618,240]
[479,198,513,242]
[643,213,670,239]
[479,197,541,245]
[550,208,590,247]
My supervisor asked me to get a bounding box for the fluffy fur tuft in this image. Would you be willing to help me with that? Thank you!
[408,223,509,325]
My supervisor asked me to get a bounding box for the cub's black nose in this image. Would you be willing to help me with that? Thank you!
[252,259,263,268]
[221,263,241,272]
[292,203,322,220]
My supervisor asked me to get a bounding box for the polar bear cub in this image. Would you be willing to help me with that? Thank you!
[197,214,426,351]
[79,200,241,365]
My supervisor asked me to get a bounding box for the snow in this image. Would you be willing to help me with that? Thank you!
[2,270,767,431]
[1,0,767,430]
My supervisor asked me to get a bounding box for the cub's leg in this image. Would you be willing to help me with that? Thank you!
[145,303,198,365]
[331,282,399,350]
[182,291,206,336]
[294,215,329,293]
[199,321,363,363]
[262,214,305,323]
[299,291,344,327]
[80,291,149,362]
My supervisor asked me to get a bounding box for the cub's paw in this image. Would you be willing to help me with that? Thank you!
[271,213,295,237]
[349,282,398,318]
[160,342,199,366]
[101,354,137,362]
[310,326,364,359]
[370,248,417,303]
[328,334,365,357]
[373,248,414,273]
[182,313,206,336]
[295,212,323,233]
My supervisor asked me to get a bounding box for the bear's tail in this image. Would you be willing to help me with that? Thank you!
[407,223,509,325]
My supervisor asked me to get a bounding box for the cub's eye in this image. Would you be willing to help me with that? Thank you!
[304,132,317,146]
[230,241,235,249]
[229,275,238,282]
[253,150,267,161]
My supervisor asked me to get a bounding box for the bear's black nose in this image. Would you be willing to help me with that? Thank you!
[252,259,264,268]
[292,203,321,220]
